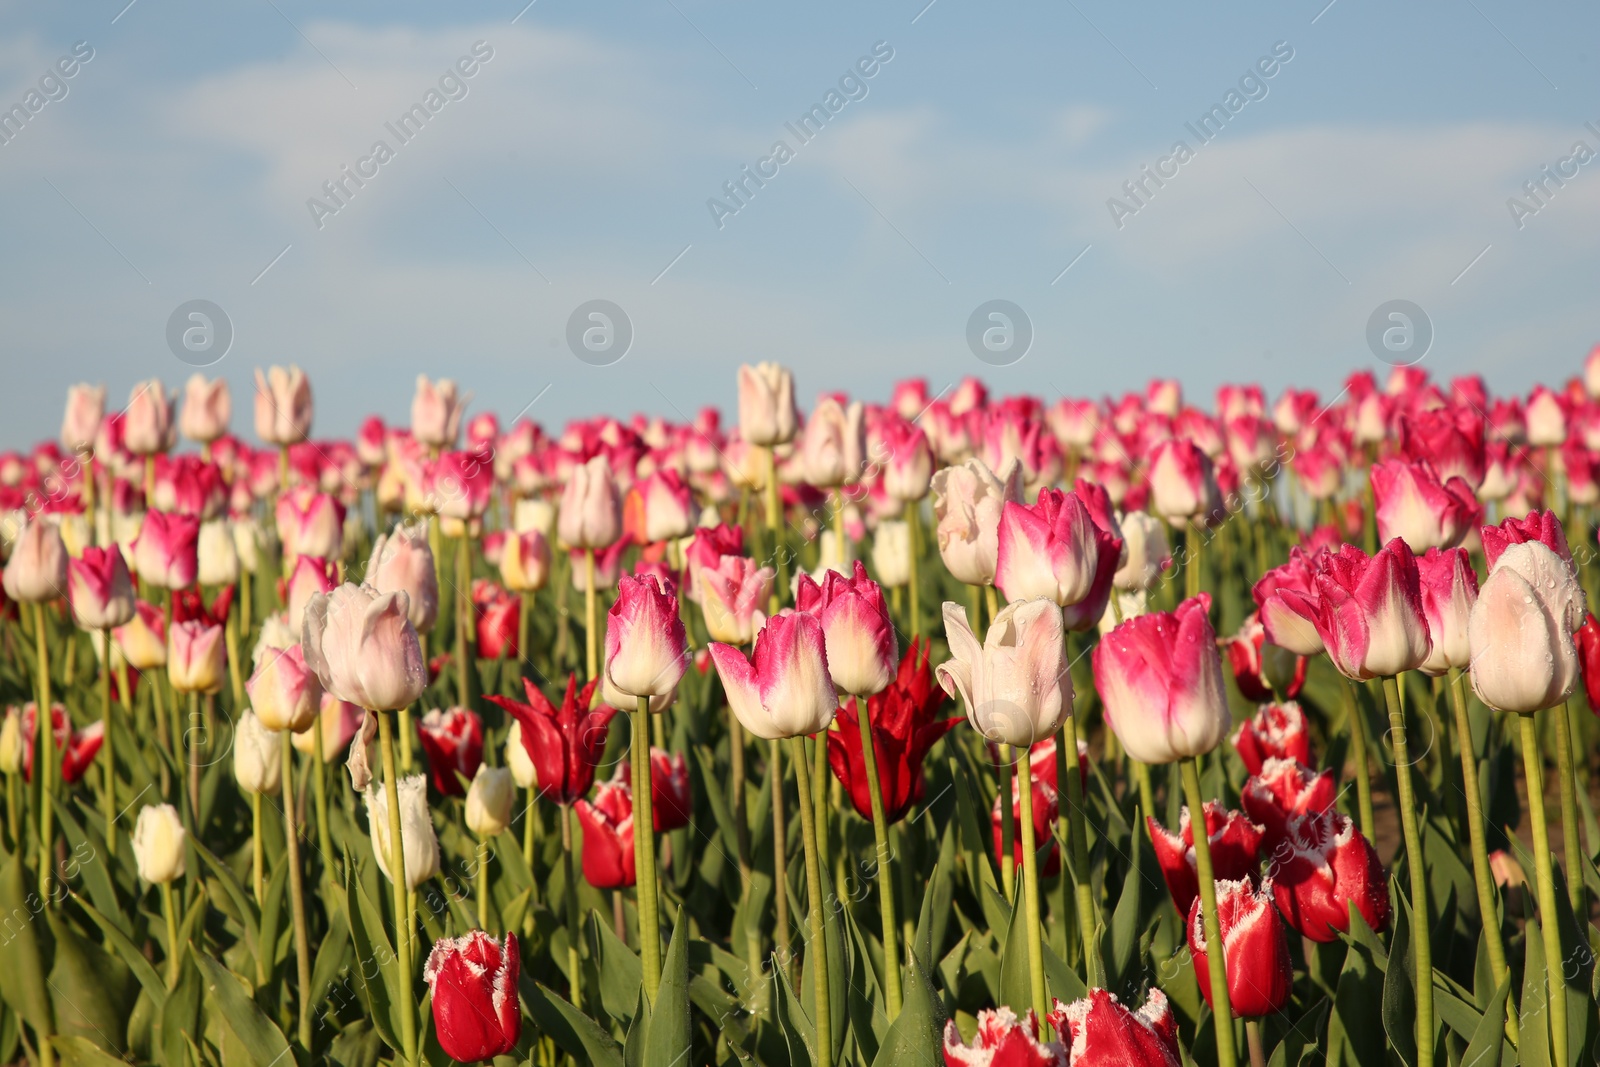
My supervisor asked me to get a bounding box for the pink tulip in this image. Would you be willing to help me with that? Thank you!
[1095,594,1230,764]
[937,598,1071,748]
[930,457,1024,586]
[1414,547,1477,676]
[2,520,67,603]
[247,642,323,733]
[133,510,199,590]
[179,374,231,444]
[1146,437,1220,522]
[801,396,865,488]
[285,555,338,629]
[879,418,933,502]
[1276,539,1432,680]
[411,375,468,448]
[557,455,622,550]
[61,383,105,455]
[1525,385,1567,446]
[604,574,688,701]
[796,559,897,696]
[254,365,313,445]
[368,522,439,634]
[1481,508,1570,570]
[736,362,798,447]
[698,554,774,645]
[302,583,428,711]
[67,545,135,629]
[625,470,695,543]
[710,611,837,739]
[151,455,227,519]
[428,448,494,521]
[1251,547,1327,656]
[357,416,387,467]
[168,619,226,693]
[499,529,551,593]
[1399,407,1486,489]
[1370,459,1479,551]
[123,379,173,456]
[890,378,930,419]
[276,486,344,565]
[1468,539,1586,713]
[995,488,1114,609]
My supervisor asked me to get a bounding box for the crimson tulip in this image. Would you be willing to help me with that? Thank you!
[474,581,520,660]
[1242,758,1336,849]
[1186,877,1293,1017]
[1148,803,1263,917]
[486,674,616,804]
[619,746,692,832]
[1224,613,1305,703]
[1269,808,1389,941]
[1577,613,1600,711]
[19,703,103,785]
[1232,701,1312,776]
[416,707,484,797]
[423,931,521,1063]
[575,779,636,888]
[1046,989,1181,1067]
[942,1007,1065,1067]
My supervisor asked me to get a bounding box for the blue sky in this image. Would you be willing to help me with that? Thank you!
[2,0,1598,445]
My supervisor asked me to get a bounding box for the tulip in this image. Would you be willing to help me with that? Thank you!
[67,545,134,629]
[1481,508,1570,569]
[0,711,21,775]
[285,554,337,629]
[133,510,199,590]
[302,584,428,711]
[1414,546,1477,676]
[423,931,521,1063]
[1268,808,1389,942]
[124,379,173,456]
[417,706,484,797]
[61,383,105,454]
[233,710,283,795]
[196,519,239,586]
[683,523,744,601]
[18,703,101,785]
[475,583,520,661]
[941,1007,1066,1067]
[1468,540,1586,713]
[991,772,1061,877]
[1578,613,1600,712]
[428,448,495,521]
[1526,384,1567,446]
[132,803,186,883]
[1045,989,1182,1067]
[1112,511,1171,592]
[800,396,865,487]
[869,520,910,588]
[1148,803,1263,917]
[1371,459,1479,551]
[737,362,798,446]
[1399,406,1486,488]
[796,560,896,697]
[994,488,1109,607]
[246,641,322,732]
[114,601,167,669]
[929,457,1023,586]
[465,765,515,837]
[557,455,622,550]
[504,720,536,789]
[1241,757,1335,849]
[365,773,441,890]
[569,542,625,591]
[367,522,440,634]
[233,518,261,574]
[1095,595,1230,765]
[1224,614,1305,705]
[486,675,616,804]
[710,611,838,740]
[180,374,231,444]
[500,529,551,592]
[3,520,67,603]
[168,619,225,693]
[411,375,467,449]
[276,487,344,566]
[1186,877,1293,1018]
[937,598,1071,748]
[576,780,637,888]
[1251,548,1326,656]
[1147,437,1220,522]
[254,365,313,445]
[1232,701,1312,776]
[880,419,933,502]
[1276,540,1432,680]
[625,470,695,543]
[289,692,364,757]
[617,747,692,832]
[604,574,688,701]
[698,554,774,645]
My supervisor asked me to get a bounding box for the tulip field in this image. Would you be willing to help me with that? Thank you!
[4,362,1600,1067]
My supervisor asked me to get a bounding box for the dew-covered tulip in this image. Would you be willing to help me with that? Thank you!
[941,1006,1065,1067]
[604,574,688,702]
[133,803,186,883]
[1241,757,1336,849]
[1232,701,1312,776]
[302,583,428,711]
[1148,803,1263,917]
[411,375,467,449]
[67,544,134,629]
[1186,877,1293,1018]
[698,554,773,645]
[557,455,622,550]
[486,675,616,804]
[1095,595,1230,764]
[366,773,441,890]
[737,362,798,447]
[417,706,484,797]
[168,619,225,693]
[1468,540,1586,713]
[575,780,636,888]
[180,374,231,444]
[423,931,521,1063]
[930,457,1023,586]
[937,598,1071,748]
[1269,808,1389,942]
[1046,989,1182,1067]
[124,379,173,456]
[367,521,439,634]
[710,611,838,740]
[254,365,313,445]
[1414,546,1477,675]
[465,765,515,836]
[796,560,897,697]
[4,519,67,603]
[1371,459,1479,551]
[233,711,283,795]
[1276,539,1432,680]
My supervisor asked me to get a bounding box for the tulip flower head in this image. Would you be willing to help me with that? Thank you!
[1148,803,1264,917]
[254,365,313,445]
[423,931,521,1063]
[1241,757,1336,849]
[1577,613,1600,713]
[61,383,104,454]
[1481,508,1571,569]
[698,553,773,645]
[124,379,174,456]
[367,521,440,634]
[1232,701,1313,776]
[168,619,226,694]
[417,706,485,797]
[942,1007,1066,1067]
[1274,539,1432,681]
[302,583,428,712]
[1468,539,1587,713]
[289,692,365,758]
[1414,546,1478,675]
[796,560,897,697]
[499,528,551,593]
[284,554,338,630]
[737,362,798,447]
[246,642,322,733]
[992,772,1061,876]
[1186,877,1293,1018]
[67,545,135,629]
[1251,548,1327,656]
[18,703,104,785]
[575,779,636,888]
[197,519,240,586]
[114,600,167,670]
[1095,595,1231,764]
[465,766,515,837]
[800,396,866,488]
[233,710,283,795]
[930,457,1024,586]
[624,469,695,543]
[275,486,344,567]
[617,747,693,832]
[365,773,441,891]
[1046,989,1182,1067]
[486,675,616,805]
[1269,808,1389,942]
[1371,459,1480,551]
[938,598,1072,749]
[1225,613,1306,703]
[557,455,622,550]
[411,375,468,449]
[1112,510,1172,593]
[995,488,1121,612]
[4,520,68,604]
[710,610,838,740]
[1147,437,1221,522]
[132,803,187,884]
[604,574,688,702]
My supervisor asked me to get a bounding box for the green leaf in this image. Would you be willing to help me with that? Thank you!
[841,904,883,1065]
[257,859,289,978]
[770,964,814,1067]
[1519,917,1552,1067]
[72,893,165,1006]
[1327,934,1384,1067]
[589,910,642,1027]
[309,904,351,1014]
[54,805,124,938]
[1461,973,1511,1067]
[997,894,1030,1016]
[1381,876,1418,1067]
[51,1034,136,1067]
[156,953,199,1067]
[0,853,53,1036]
[522,981,623,1067]
[642,907,692,1067]
[194,951,292,1067]
[45,908,136,1052]
[871,951,943,1066]
[1107,805,1159,995]
[343,869,400,1052]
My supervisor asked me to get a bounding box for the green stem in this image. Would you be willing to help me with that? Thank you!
[251,790,264,904]
[790,736,832,1067]
[281,727,313,1050]
[312,717,332,883]
[906,504,921,640]
[633,701,661,1003]
[151,669,170,798]
[765,449,786,612]
[457,536,471,708]
[35,604,53,902]
[1015,743,1047,1022]
[1382,676,1432,1067]
[160,880,181,987]
[100,631,115,858]
[998,746,1016,902]
[1342,677,1376,840]
[771,738,792,982]
[584,549,597,684]
[853,699,902,1017]
[398,706,413,774]
[477,836,491,932]
[1519,711,1569,1067]
[1554,701,1585,917]
[1181,757,1236,1067]
[377,711,416,1066]
[1185,520,1202,602]
[561,803,582,1010]
[522,787,535,868]
[1446,670,1517,1044]
[1061,714,1099,985]
[188,691,201,828]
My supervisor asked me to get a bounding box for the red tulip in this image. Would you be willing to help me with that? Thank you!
[1370,459,1479,552]
[992,772,1060,877]
[1242,758,1336,850]
[151,455,226,519]
[1399,406,1486,488]
[828,638,961,824]
[1186,877,1293,1018]
[1225,613,1306,703]
[474,582,520,660]
[619,746,692,832]
[1577,613,1600,712]
[575,780,636,888]
[486,674,616,805]
[417,707,484,797]
[423,930,521,1063]
[20,703,103,785]
[1269,808,1389,942]
[1275,539,1432,680]
[1046,988,1181,1067]
[1232,701,1312,776]
[942,1007,1065,1067]
[796,559,897,697]
[1148,803,1263,917]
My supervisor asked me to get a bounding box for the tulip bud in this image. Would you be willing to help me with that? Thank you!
[0,709,22,775]
[67,545,135,630]
[285,555,338,630]
[465,765,515,837]
[1231,701,1312,776]
[1371,459,1479,551]
[1147,437,1220,522]
[1277,539,1432,681]
[114,601,167,670]
[869,520,910,588]
[1270,808,1389,941]
[246,643,322,733]
[575,781,636,888]
[411,375,467,448]
[3,520,67,604]
[1187,877,1293,1018]
[697,555,772,645]
[1415,546,1477,675]
[800,397,865,488]
[1241,757,1336,849]
[1251,547,1326,656]
[132,803,187,883]
[1095,595,1230,764]
[423,931,521,1063]
[625,470,695,543]
[504,721,536,789]
[254,365,313,445]
[168,620,225,693]
[1047,990,1182,1067]
[604,575,688,702]
[61,383,105,454]
[196,519,239,586]
[133,510,199,590]
[365,773,441,891]
[710,611,837,740]
[797,560,897,697]
[1225,614,1306,703]
[499,529,551,592]
[275,487,343,567]
[512,498,555,537]
[302,583,428,712]
[233,711,283,795]
[417,706,484,797]
[929,457,1024,586]
[737,362,798,447]
[1468,540,1586,713]
[233,518,262,574]
[124,380,174,456]
[880,419,934,502]
[938,598,1071,748]
[367,521,439,635]
[557,456,623,550]
[180,374,231,444]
